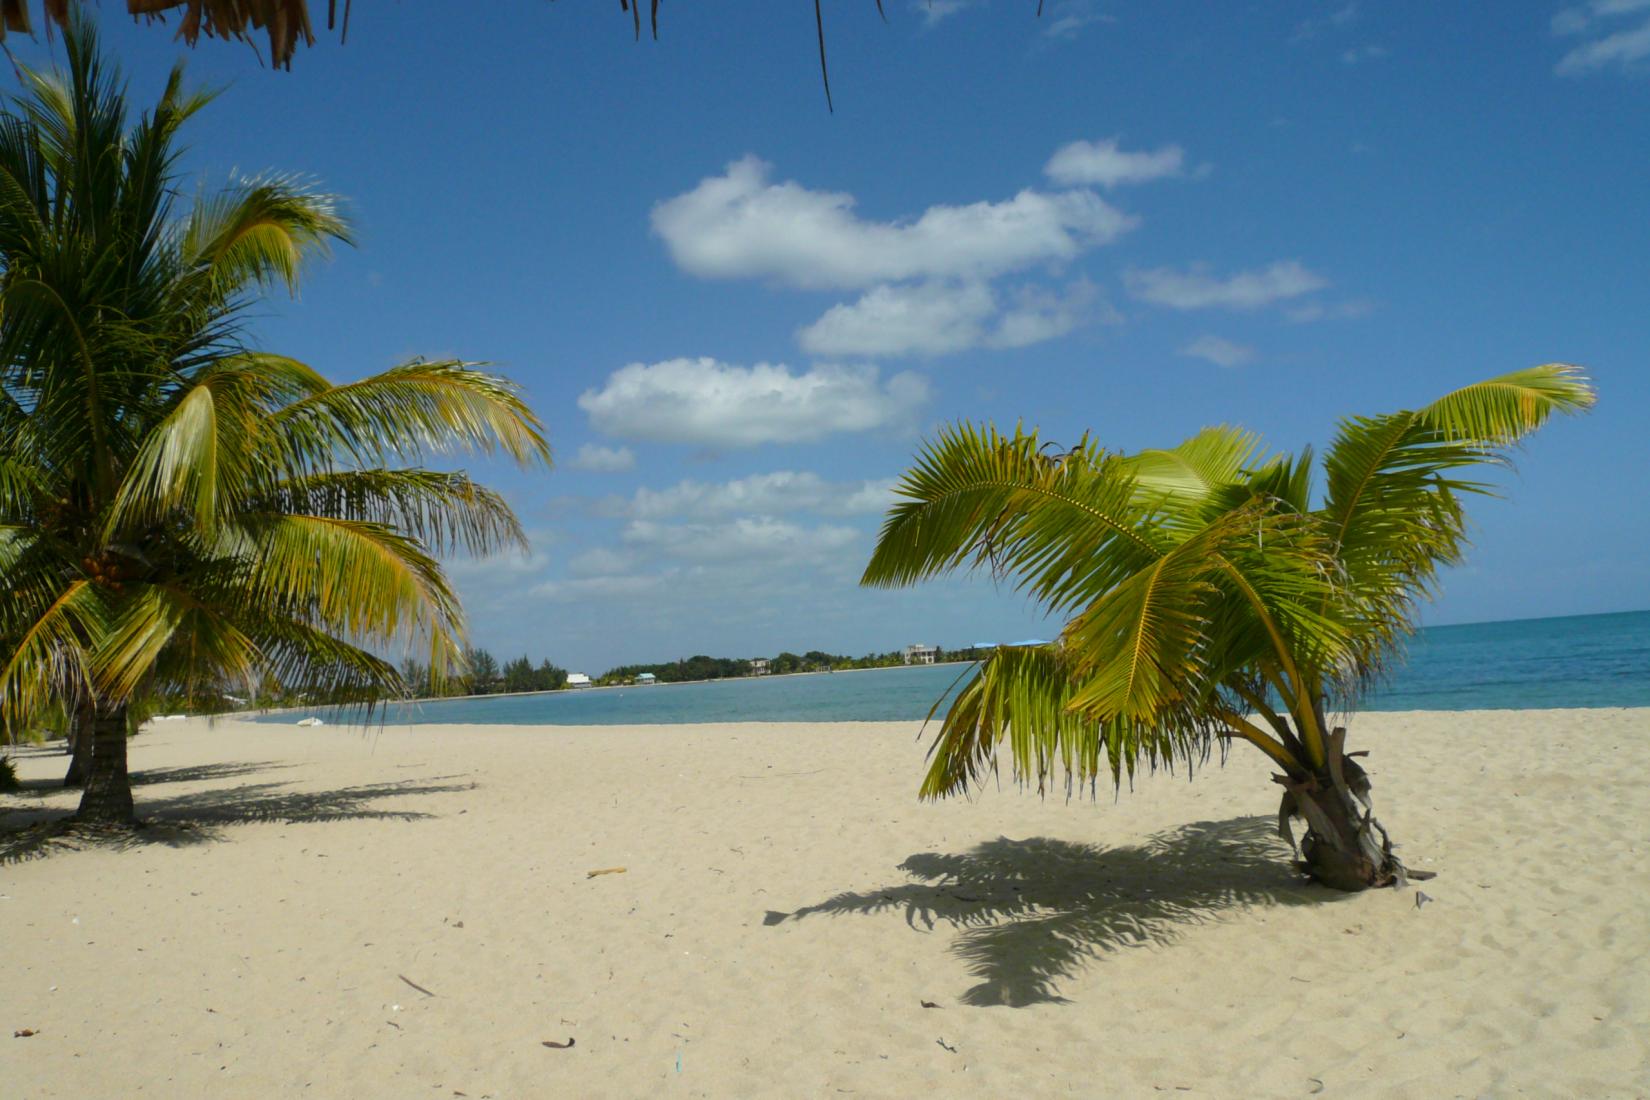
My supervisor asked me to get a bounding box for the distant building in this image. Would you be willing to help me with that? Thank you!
[750,658,770,676]
[636,672,657,685]
[904,644,938,665]
[566,672,593,689]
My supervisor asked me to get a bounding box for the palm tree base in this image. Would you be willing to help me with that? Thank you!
[73,703,134,825]
[1276,758,1417,892]
[62,705,91,787]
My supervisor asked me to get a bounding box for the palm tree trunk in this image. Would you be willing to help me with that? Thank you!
[62,697,94,788]
[1275,727,1421,892]
[74,701,134,824]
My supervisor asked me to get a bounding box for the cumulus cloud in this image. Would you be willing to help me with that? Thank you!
[616,472,897,521]
[796,278,1110,358]
[651,155,1135,290]
[578,357,929,447]
[1044,138,1187,188]
[569,443,636,473]
[1126,261,1328,311]
[1180,336,1255,368]
[622,517,861,564]
[1553,0,1650,74]
[990,279,1115,347]
[529,573,669,602]
[798,282,996,357]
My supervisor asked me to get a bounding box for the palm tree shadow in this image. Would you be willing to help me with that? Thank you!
[5,759,295,798]
[132,761,299,786]
[0,775,475,864]
[772,816,1342,1006]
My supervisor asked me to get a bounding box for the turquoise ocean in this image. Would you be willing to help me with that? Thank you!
[258,610,1649,727]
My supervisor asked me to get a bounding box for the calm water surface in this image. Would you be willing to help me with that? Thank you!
[258,610,1649,726]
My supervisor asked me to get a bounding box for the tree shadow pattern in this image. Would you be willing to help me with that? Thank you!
[772,816,1344,1006]
[0,774,475,864]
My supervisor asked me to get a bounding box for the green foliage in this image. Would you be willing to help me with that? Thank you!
[864,365,1595,800]
[0,21,548,743]
[0,753,16,791]
[595,646,948,683]
[502,655,567,694]
[600,654,752,685]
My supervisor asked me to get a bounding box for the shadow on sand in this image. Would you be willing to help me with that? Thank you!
[769,815,1345,1006]
[5,758,298,797]
[0,773,475,864]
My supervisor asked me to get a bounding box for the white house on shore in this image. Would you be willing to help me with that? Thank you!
[904,644,938,665]
[566,672,593,689]
[750,658,770,676]
[637,673,657,685]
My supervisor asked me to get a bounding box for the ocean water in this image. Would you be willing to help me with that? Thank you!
[259,610,1650,727]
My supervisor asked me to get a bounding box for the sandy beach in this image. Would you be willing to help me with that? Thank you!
[2,709,1646,1098]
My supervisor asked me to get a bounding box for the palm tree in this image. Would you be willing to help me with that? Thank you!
[862,366,1594,891]
[0,18,549,823]
[0,1,1013,109]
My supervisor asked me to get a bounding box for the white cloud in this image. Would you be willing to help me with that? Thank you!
[529,573,669,602]
[912,0,978,26]
[1292,2,1360,43]
[796,278,1110,358]
[566,546,636,578]
[1042,0,1110,40]
[1044,138,1187,188]
[1180,336,1255,368]
[1126,260,1328,311]
[798,282,996,357]
[622,517,861,564]
[651,155,1135,290]
[1553,0,1650,74]
[1340,44,1388,64]
[569,443,636,472]
[618,472,897,521]
[1554,0,1650,33]
[990,279,1114,347]
[1284,298,1375,323]
[578,357,929,447]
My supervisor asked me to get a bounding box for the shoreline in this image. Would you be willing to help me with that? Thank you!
[232,659,982,720]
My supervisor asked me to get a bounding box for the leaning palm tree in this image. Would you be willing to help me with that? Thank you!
[0,18,549,823]
[863,365,1594,890]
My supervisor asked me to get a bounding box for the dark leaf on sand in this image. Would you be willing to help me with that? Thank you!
[542,1037,575,1049]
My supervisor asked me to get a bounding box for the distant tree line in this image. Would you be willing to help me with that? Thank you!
[593,646,971,685]
[400,648,568,698]
[388,643,984,697]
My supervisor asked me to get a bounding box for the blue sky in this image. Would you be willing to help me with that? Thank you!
[12,2,1648,671]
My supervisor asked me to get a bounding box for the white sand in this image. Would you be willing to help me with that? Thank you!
[2,709,1647,1098]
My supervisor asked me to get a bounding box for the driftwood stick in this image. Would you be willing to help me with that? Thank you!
[397,973,436,997]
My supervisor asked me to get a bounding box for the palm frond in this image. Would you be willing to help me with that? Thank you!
[230,513,466,652]
[923,643,1215,800]
[862,422,1164,615]
[1417,363,1596,445]
[91,580,261,702]
[180,174,351,295]
[264,359,551,470]
[1123,426,1267,512]
[0,578,102,722]
[259,468,526,556]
